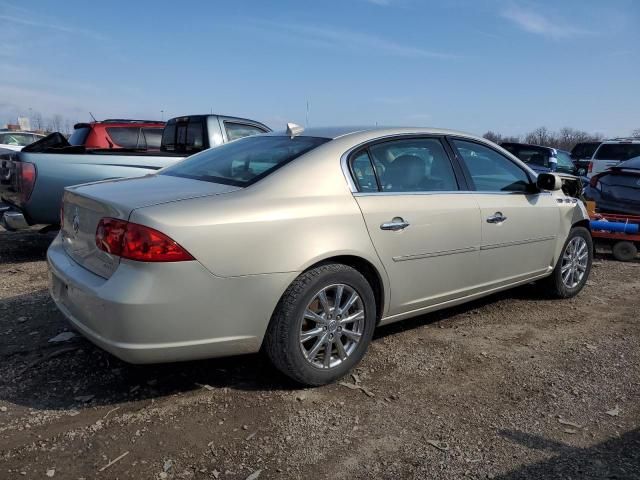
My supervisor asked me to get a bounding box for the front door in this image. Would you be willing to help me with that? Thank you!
[350,137,482,316]
[449,138,560,287]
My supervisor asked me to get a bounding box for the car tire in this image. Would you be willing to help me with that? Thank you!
[612,241,637,262]
[264,263,377,386]
[543,226,593,299]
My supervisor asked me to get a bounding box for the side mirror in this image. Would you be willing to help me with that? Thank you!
[537,173,562,191]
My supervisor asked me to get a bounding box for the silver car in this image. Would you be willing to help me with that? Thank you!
[48,126,593,385]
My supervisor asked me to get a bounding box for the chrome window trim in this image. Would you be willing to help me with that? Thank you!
[340,132,449,193]
[340,132,544,196]
[352,190,552,197]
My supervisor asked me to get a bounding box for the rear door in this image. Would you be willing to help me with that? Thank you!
[449,138,559,287]
[351,136,482,316]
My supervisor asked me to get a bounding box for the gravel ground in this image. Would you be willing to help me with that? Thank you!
[0,228,639,479]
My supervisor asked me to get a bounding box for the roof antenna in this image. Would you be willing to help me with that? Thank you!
[89,112,97,122]
[305,100,309,127]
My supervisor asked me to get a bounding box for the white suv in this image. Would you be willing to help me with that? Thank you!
[588,138,640,177]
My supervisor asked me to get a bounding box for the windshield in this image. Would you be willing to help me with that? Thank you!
[161,135,330,187]
[555,151,576,173]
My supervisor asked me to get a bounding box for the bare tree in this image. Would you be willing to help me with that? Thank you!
[632,129,640,138]
[32,111,44,131]
[51,114,64,133]
[525,127,551,146]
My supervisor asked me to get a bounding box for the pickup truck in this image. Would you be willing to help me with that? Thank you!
[1,114,270,230]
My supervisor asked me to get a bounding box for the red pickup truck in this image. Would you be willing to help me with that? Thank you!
[69,119,165,150]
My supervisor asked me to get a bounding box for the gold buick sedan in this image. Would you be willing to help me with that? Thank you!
[48,126,592,385]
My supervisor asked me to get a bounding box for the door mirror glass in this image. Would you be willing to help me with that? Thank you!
[536,173,562,191]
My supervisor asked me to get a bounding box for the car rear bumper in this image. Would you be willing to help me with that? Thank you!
[1,210,29,230]
[47,234,294,364]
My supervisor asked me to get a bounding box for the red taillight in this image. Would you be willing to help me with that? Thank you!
[95,218,193,262]
[587,161,593,173]
[17,162,36,204]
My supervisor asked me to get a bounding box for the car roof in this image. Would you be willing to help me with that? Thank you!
[500,142,554,151]
[614,157,640,170]
[601,138,640,144]
[265,126,485,141]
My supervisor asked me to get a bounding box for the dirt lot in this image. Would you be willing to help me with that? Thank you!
[0,228,639,480]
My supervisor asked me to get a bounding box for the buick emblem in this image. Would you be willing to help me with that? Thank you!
[72,211,80,235]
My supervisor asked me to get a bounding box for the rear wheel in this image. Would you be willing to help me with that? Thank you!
[612,241,638,262]
[543,227,593,298]
[264,264,376,386]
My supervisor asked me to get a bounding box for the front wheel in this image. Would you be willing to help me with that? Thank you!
[264,264,377,386]
[543,226,593,298]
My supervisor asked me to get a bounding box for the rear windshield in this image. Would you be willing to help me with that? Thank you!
[161,135,330,187]
[69,127,90,146]
[595,143,640,161]
[571,142,600,159]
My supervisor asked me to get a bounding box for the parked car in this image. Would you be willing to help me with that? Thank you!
[69,119,165,150]
[584,157,640,216]
[47,126,592,386]
[500,142,584,198]
[587,138,640,177]
[500,142,577,175]
[571,141,601,175]
[0,114,270,230]
[0,131,45,151]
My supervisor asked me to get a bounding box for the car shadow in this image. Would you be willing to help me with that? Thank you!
[0,229,57,263]
[0,281,555,412]
[495,429,640,479]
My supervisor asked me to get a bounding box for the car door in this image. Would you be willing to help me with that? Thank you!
[350,136,483,316]
[449,138,559,288]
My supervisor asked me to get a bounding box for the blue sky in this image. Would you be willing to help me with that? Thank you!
[0,0,638,136]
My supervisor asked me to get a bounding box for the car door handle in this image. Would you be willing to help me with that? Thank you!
[380,217,410,231]
[486,212,507,224]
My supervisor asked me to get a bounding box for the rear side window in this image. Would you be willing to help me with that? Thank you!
[161,135,329,187]
[367,138,458,192]
[106,127,147,149]
[571,142,600,159]
[595,144,640,161]
[225,122,266,141]
[453,139,531,192]
[142,128,163,149]
[162,119,206,153]
[351,150,378,192]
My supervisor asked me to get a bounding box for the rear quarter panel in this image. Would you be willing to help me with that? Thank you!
[129,141,389,308]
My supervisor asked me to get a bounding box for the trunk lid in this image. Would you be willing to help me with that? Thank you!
[61,174,240,278]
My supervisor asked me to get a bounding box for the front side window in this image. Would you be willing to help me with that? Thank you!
[367,138,458,192]
[225,122,266,142]
[453,139,531,192]
[161,135,329,187]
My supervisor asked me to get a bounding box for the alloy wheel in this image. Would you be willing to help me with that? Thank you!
[561,236,589,288]
[299,284,365,369]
